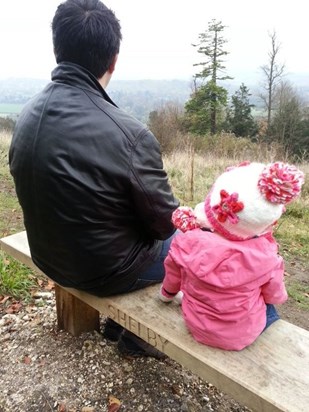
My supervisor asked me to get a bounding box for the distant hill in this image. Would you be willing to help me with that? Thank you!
[0,78,49,104]
[108,79,191,121]
[0,73,308,122]
[223,72,309,105]
[0,78,191,122]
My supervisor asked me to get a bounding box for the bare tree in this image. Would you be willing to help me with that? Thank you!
[271,81,303,155]
[260,31,285,136]
[148,102,184,153]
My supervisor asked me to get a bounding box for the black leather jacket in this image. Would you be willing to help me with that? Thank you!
[9,63,179,295]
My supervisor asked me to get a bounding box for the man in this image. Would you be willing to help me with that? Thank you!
[9,0,179,358]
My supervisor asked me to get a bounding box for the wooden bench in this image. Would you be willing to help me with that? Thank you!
[1,231,308,412]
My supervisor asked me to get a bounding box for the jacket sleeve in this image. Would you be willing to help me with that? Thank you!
[261,256,288,304]
[162,245,182,295]
[129,129,179,239]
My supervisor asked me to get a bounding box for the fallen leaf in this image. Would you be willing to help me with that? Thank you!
[5,302,22,314]
[37,279,44,287]
[108,395,122,412]
[45,280,55,291]
[58,402,67,412]
[23,356,31,365]
[171,384,182,395]
[29,317,41,327]
[25,304,36,313]
[0,296,11,304]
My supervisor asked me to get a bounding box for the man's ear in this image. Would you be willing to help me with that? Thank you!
[108,54,118,74]
[98,54,118,88]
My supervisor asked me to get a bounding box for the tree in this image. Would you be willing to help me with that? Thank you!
[260,31,285,136]
[297,108,309,159]
[0,116,16,132]
[148,102,184,153]
[271,81,307,158]
[184,82,227,135]
[185,19,231,135]
[225,84,258,138]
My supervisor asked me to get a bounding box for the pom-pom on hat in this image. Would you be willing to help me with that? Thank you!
[203,161,304,240]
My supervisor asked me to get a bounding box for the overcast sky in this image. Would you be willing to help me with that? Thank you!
[1,0,308,84]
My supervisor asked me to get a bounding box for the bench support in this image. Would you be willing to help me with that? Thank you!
[55,284,100,336]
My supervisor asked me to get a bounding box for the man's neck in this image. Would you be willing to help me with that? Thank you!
[98,72,112,89]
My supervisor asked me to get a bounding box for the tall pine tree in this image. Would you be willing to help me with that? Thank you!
[184,20,231,135]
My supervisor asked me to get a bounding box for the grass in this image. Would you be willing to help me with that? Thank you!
[0,131,32,300]
[0,251,37,301]
[0,194,22,237]
[287,282,309,310]
[0,131,23,237]
[275,206,309,260]
[0,130,308,304]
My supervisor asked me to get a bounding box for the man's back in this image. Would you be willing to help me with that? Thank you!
[10,63,178,295]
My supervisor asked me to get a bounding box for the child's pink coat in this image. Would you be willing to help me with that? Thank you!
[163,229,287,350]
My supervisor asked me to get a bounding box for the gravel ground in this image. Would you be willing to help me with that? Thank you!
[0,291,252,412]
[1,261,308,412]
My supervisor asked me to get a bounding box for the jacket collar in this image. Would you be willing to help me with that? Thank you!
[51,62,117,107]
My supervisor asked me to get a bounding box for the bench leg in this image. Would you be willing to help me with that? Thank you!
[55,284,100,336]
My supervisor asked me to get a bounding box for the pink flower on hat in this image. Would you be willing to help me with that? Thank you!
[258,162,305,204]
[212,190,244,224]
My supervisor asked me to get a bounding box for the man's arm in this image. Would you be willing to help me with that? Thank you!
[129,129,179,239]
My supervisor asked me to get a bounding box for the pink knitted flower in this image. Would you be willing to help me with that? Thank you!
[212,190,244,224]
[258,162,305,204]
[172,207,198,232]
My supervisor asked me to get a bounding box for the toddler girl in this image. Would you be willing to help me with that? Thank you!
[159,161,304,350]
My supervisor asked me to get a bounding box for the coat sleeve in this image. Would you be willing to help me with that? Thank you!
[129,129,179,239]
[261,256,288,304]
[162,244,182,295]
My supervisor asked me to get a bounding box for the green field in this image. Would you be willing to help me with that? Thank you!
[0,103,24,116]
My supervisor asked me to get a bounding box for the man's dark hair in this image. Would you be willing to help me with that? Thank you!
[52,0,122,78]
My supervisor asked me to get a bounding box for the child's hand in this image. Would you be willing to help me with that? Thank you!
[172,206,198,232]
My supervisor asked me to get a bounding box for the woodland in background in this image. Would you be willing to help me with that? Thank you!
[1,19,308,160]
[148,21,309,160]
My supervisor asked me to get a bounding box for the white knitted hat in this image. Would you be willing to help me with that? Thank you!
[201,161,305,240]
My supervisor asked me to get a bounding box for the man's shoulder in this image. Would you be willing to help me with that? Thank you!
[101,102,155,143]
[107,103,144,129]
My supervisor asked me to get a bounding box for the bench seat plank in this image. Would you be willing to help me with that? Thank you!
[1,231,308,412]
